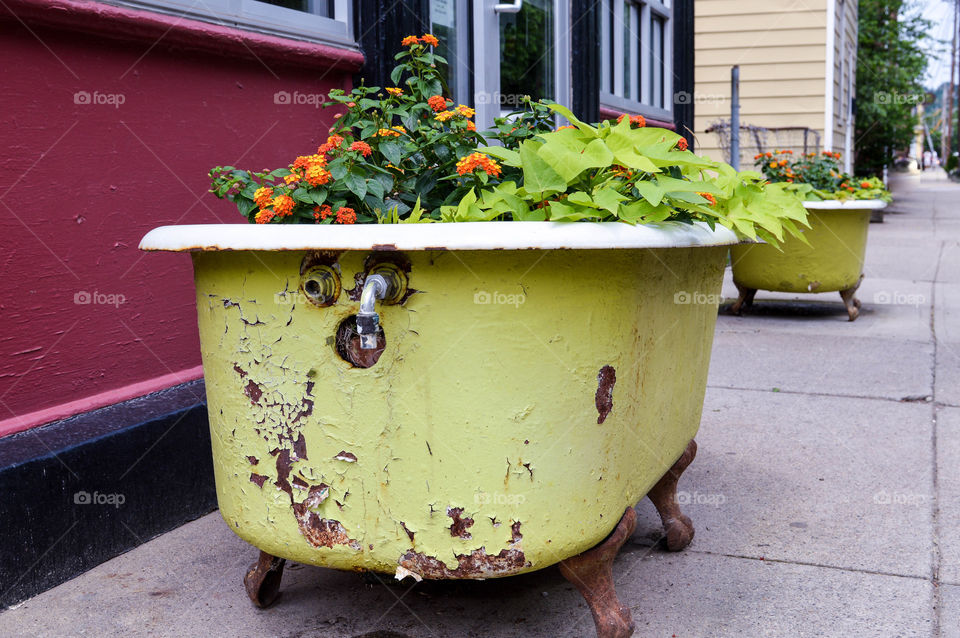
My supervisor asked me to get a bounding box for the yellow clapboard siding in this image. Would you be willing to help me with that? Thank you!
[695,45,826,66]
[696,0,827,18]
[697,61,826,82]
[694,78,827,99]
[697,12,827,33]
[697,28,826,49]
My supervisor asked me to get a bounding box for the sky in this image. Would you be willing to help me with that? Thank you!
[924,0,957,88]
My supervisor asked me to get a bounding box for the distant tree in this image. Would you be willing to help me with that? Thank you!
[855,0,930,176]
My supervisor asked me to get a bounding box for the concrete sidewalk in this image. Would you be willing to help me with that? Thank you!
[2,181,958,637]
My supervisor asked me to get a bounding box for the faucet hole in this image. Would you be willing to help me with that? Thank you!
[300,265,340,307]
[335,315,385,368]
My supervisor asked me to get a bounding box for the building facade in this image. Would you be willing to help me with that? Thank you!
[694,0,859,172]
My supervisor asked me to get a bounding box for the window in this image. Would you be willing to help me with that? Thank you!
[103,0,354,48]
[601,0,672,121]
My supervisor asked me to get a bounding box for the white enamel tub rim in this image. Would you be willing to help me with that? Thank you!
[802,199,888,211]
[139,221,739,252]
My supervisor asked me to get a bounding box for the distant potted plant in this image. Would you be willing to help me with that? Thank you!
[142,35,808,638]
[729,150,891,321]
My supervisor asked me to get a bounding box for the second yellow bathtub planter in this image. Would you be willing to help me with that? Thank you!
[141,220,736,637]
[730,199,887,320]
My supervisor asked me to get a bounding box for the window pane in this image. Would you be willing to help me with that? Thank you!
[256,0,334,17]
[623,3,631,100]
[651,14,664,109]
[431,0,463,101]
[500,0,555,103]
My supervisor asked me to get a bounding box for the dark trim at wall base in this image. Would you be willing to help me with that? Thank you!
[0,380,214,609]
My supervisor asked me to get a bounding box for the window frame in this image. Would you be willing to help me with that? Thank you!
[600,0,673,122]
[101,0,355,49]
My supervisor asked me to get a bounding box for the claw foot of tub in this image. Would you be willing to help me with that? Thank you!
[839,275,864,321]
[647,439,697,551]
[730,283,757,315]
[244,550,286,608]
[559,507,637,638]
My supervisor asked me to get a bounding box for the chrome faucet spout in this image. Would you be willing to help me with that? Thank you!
[356,274,388,349]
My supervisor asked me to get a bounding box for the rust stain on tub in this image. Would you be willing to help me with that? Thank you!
[595,365,616,424]
[295,512,362,550]
[395,522,530,579]
[447,507,474,539]
[244,379,263,404]
[397,539,529,580]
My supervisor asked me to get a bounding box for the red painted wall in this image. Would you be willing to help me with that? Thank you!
[0,0,361,436]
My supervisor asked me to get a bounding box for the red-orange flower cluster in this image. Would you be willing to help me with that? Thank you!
[317,135,344,154]
[698,192,717,206]
[456,153,502,178]
[401,34,439,47]
[675,137,688,151]
[272,195,295,218]
[427,95,448,112]
[616,113,646,127]
[350,141,373,157]
[335,207,356,224]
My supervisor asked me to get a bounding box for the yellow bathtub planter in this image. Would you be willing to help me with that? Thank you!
[730,199,887,320]
[141,220,735,634]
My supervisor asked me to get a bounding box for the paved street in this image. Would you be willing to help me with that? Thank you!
[1,175,957,637]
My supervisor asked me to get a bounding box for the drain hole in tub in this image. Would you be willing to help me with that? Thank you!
[335,315,385,368]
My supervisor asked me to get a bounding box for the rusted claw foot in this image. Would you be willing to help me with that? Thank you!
[839,275,864,321]
[559,507,637,638]
[244,550,286,608]
[647,439,697,551]
[730,283,757,315]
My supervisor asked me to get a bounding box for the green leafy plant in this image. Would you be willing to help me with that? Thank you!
[209,33,487,224]
[442,104,810,244]
[755,150,892,202]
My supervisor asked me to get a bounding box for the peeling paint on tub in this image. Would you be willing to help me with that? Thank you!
[447,507,474,539]
[595,365,616,424]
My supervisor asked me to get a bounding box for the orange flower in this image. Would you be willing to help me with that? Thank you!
[698,192,717,206]
[435,110,456,122]
[305,164,331,187]
[420,33,439,47]
[350,141,373,157]
[254,208,274,224]
[271,195,295,217]
[860,180,871,189]
[385,87,403,97]
[313,204,332,221]
[769,161,778,169]
[376,128,401,137]
[611,165,634,179]
[754,154,762,160]
[616,113,646,127]
[675,137,688,151]
[335,207,356,224]
[253,186,274,208]
[427,95,448,112]
[283,173,299,185]
[466,121,476,131]
[557,125,577,131]
[456,152,502,178]
[317,135,344,154]
[401,35,419,46]
[296,154,326,169]
[454,104,475,117]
